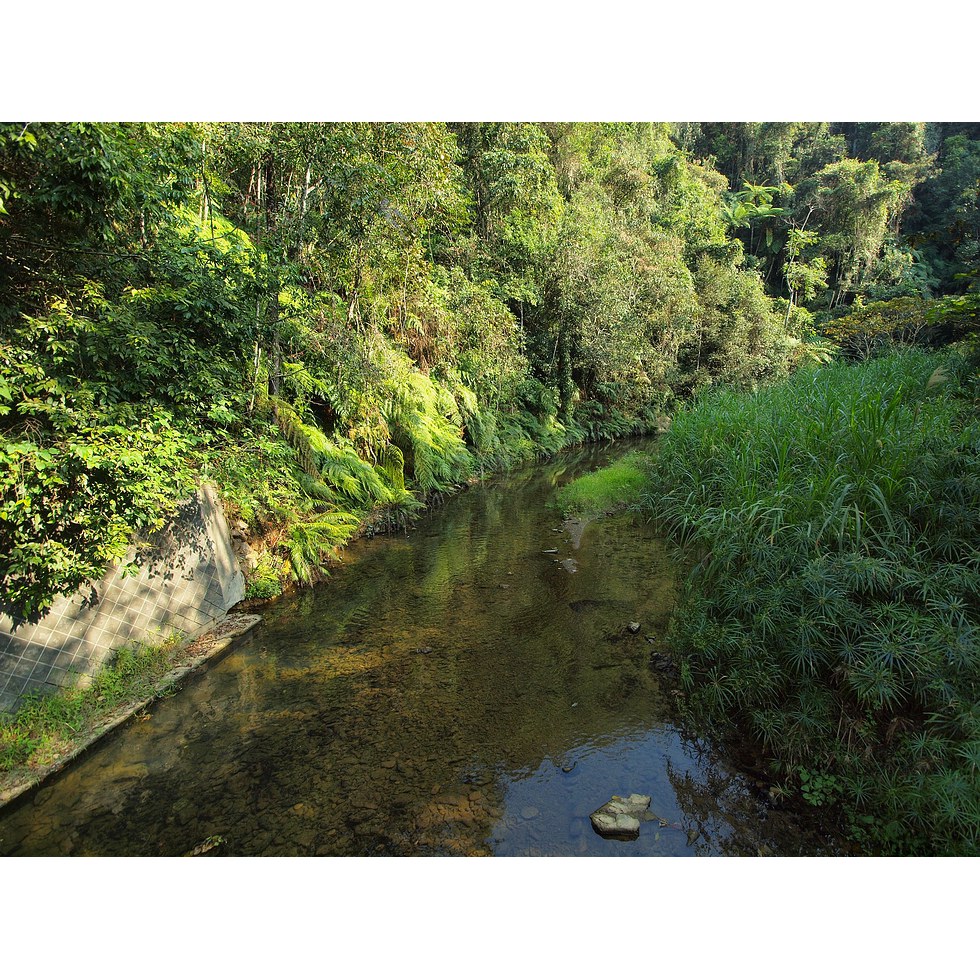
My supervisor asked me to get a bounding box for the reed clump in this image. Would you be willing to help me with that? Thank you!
[640,349,980,854]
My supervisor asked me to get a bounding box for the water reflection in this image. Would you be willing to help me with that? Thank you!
[0,441,840,856]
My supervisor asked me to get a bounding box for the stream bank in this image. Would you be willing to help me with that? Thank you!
[0,440,844,856]
[0,614,261,810]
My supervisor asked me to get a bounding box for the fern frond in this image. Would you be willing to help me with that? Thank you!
[286,511,361,585]
[294,470,337,504]
[376,443,406,491]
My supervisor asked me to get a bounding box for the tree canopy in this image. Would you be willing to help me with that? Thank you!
[2,120,975,618]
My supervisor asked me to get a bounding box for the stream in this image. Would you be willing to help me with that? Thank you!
[0,439,843,856]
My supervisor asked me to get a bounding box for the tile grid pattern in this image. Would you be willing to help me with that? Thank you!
[0,486,244,714]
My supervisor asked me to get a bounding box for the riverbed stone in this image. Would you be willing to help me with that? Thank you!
[590,793,652,840]
[591,811,640,837]
[32,787,55,807]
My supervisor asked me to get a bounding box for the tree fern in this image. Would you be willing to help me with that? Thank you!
[375,443,406,491]
[265,393,406,507]
[380,363,475,492]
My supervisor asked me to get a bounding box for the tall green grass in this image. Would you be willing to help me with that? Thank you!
[555,452,648,519]
[639,349,980,854]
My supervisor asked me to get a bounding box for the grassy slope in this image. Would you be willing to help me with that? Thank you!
[637,348,980,854]
[554,452,648,519]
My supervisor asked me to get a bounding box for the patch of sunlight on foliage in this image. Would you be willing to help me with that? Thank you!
[555,452,649,519]
[173,205,255,257]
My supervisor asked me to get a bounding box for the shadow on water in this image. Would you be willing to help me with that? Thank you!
[0,439,843,856]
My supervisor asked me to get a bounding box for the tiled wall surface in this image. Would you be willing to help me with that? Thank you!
[0,485,244,714]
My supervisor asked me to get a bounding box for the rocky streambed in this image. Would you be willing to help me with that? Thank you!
[0,440,842,857]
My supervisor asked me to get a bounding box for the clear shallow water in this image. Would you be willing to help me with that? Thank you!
[0,441,841,856]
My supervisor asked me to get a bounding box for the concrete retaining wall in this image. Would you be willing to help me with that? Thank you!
[0,485,244,714]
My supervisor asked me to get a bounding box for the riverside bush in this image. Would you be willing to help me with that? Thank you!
[639,349,980,854]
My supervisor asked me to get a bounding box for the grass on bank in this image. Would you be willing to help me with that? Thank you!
[554,451,649,519]
[638,347,980,855]
[0,634,183,777]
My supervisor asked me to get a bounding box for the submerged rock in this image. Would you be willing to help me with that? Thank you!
[590,793,653,840]
[649,651,676,672]
[562,517,590,550]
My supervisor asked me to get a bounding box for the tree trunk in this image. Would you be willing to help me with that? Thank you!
[558,325,574,422]
[268,291,281,397]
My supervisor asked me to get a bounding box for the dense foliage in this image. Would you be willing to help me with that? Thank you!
[1,121,806,615]
[4,120,980,853]
[638,350,980,854]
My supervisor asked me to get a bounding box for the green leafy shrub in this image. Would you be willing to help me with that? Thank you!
[821,297,940,359]
[243,552,284,600]
[0,388,196,621]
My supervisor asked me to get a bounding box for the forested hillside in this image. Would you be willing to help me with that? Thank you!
[3,120,980,856]
[5,121,974,622]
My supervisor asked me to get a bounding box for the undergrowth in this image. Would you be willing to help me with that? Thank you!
[639,348,980,855]
[211,359,667,598]
[0,634,183,774]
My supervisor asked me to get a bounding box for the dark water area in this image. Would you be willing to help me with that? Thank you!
[0,440,843,856]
